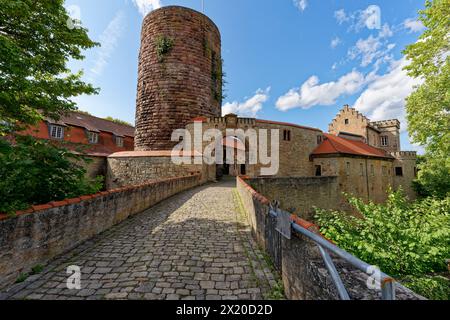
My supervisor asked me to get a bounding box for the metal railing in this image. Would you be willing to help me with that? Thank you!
[269,204,400,300]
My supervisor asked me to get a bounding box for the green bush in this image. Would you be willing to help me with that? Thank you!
[401,275,449,300]
[314,189,449,299]
[0,135,103,214]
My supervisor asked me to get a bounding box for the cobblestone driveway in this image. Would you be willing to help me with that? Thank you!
[1,179,279,300]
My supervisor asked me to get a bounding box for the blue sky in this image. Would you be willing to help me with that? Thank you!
[65,0,427,152]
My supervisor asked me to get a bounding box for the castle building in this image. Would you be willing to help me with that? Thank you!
[107,6,417,203]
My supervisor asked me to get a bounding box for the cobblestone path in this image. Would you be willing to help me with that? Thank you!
[1,179,279,300]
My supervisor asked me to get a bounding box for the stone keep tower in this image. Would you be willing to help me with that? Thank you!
[134,6,222,151]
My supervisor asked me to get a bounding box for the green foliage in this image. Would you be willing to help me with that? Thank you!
[104,116,133,127]
[403,0,450,197]
[0,0,99,135]
[315,190,450,278]
[401,275,449,300]
[413,151,450,198]
[211,57,226,103]
[266,280,285,300]
[155,36,174,62]
[0,135,103,214]
[31,264,44,275]
[15,273,28,283]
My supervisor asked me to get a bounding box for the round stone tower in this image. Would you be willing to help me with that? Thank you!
[134,6,222,151]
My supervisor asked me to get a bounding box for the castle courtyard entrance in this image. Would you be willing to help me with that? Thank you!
[0,180,278,300]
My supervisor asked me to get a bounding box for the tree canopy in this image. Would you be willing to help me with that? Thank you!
[403,0,450,197]
[0,0,98,134]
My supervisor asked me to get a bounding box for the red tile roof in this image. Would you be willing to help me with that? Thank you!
[311,133,392,159]
[46,111,135,137]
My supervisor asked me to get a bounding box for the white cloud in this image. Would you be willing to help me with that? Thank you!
[403,18,425,33]
[347,24,395,67]
[354,58,423,131]
[335,5,382,32]
[89,11,125,80]
[222,88,270,117]
[331,37,342,49]
[276,71,366,111]
[132,0,162,17]
[293,0,308,12]
[334,9,349,24]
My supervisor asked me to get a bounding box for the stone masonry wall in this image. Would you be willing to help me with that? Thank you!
[246,176,340,221]
[236,176,423,300]
[106,152,214,189]
[134,6,222,151]
[0,174,202,288]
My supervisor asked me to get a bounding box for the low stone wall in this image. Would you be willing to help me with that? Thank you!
[0,174,202,288]
[246,176,340,220]
[106,151,215,189]
[236,176,422,300]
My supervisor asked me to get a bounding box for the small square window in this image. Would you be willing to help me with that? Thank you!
[315,165,322,177]
[344,119,349,125]
[395,167,403,176]
[49,125,64,139]
[88,131,99,144]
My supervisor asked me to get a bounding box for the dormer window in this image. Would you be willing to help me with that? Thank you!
[116,136,124,147]
[49,124,64,139]
[88,131,99,144]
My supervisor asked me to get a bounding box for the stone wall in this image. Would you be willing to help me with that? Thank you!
[245,176,340,220]
[393,151,417,200]
[0,174,202,288]
[134,6,222,151]
[236,176,423,300]
[106,151,214,189]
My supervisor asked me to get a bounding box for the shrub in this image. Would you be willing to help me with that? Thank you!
[0,135,103,214]
[314,189,450,279]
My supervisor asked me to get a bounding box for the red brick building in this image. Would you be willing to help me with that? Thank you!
[21,111,135,156]
[20,111,135,179]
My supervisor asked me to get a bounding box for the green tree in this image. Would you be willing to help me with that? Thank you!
[403,0,450,197]
[0,136,102,214]
[0,0,99,134]
[315,190,450,299]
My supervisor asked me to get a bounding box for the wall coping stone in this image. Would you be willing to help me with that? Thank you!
[0,173,202,221]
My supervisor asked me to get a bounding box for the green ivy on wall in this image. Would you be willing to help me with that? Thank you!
[155,36,174,63]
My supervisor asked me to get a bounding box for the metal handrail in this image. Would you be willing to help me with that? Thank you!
[269,207,398,300]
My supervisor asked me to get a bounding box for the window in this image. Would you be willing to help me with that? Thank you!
[88,131,98,144]
[49,125,64,139]
[317,135,323,145]
[360,163,364,176]
[116,136,124,147]
[382,165,387,176]
[346,162,350,176]
[381,135,389,147]
[371,164,374,176]
[315,165,322,177]
[344,119,349,125]
[395,167,403,176]
[283,130,291,141]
